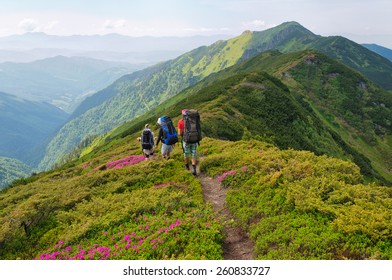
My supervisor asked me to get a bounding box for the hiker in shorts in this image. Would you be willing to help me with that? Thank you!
[178,109,201,175]
[140,124,155,160]
[156,116,178,159]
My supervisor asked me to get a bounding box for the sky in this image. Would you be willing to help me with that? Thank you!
[0,0,391,48]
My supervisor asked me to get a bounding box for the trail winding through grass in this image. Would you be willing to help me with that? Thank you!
[199,174,255,260]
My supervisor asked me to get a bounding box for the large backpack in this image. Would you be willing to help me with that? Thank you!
[160,116,178,145]
[141,129,154,149]
[183,109,202,144]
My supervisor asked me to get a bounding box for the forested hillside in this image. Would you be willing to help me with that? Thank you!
[0,157,32,189]
[0,91,69,167]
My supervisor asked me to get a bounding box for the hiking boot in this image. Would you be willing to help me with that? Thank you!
[192,165,197,176]
[185,164,190,170]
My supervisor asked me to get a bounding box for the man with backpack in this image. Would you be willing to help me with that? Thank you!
[178,109,202,175]
[140,124,155,160]
[156,116,178,159]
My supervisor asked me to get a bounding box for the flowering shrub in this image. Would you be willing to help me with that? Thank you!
[217,170,237,182]
[106,155,145,169]
[36,206,222,260]
[81,162,92,169]
[202,138,392,259]
[216,166,251,188]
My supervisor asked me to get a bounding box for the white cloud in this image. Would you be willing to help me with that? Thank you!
[45,21,59,31]
[242,19,267,30]
[103,19,127,30]
[18,18,40,32]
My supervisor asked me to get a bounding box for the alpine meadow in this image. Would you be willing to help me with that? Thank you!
[0,22,391,260]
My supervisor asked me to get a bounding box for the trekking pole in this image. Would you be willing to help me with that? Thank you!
[180,138,185,154]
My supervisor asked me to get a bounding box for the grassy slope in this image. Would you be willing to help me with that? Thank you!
[1,133,391,259]
[1,137,222,260]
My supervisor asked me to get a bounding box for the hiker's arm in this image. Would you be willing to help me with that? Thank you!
[156,129,162,146]
[177,120,184,137]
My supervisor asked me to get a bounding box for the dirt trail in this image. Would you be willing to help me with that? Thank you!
[199,174,255,260]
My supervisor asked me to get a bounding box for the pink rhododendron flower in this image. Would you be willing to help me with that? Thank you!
[217,170,237,182]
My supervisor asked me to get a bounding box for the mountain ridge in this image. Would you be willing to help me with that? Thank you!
[362,43,392,61]
[39,22,392,184]
[70,50,390,184]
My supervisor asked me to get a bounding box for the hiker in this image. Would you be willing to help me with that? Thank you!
[178,109,202,175]
[156,116,178,159]
[140,124,155,160]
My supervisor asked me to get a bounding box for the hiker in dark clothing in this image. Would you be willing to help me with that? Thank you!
[140,124,155,160]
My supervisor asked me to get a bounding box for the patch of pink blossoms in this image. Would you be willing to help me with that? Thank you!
[106,155,145,169]
[217,170,237,182]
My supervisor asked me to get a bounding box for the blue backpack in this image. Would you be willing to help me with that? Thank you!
[160,116,178,145]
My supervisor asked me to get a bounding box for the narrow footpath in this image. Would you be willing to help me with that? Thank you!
[199,174,255,260]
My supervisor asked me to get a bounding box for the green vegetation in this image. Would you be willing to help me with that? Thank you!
[1,134,390,259]
[200,138,392,259]
[3,61,389,259]
[1,22,391,260]
[1,138,222,260]
[107,52,390,184]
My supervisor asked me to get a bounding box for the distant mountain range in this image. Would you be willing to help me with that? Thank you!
[362,44,392,62]
[38,22,392,185]
[0,32,232,63]
[0,56,137,112]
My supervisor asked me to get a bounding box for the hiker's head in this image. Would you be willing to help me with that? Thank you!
[145,124,150,129]
[181,109,188,116]
[157,117,162,125]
